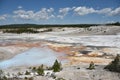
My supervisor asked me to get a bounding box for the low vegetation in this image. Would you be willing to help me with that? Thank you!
[0,22,119,33]
[0,24,97,33]
[52,59,62,72]
[1,56,120,80]
[106,22,120,26]
[0,24,98,29]
[3,28,39,34]
[0,70,7,80]
[37,65,44,76]
[17,72,22,75]
[87,61,95,70]
[104,54,120,73]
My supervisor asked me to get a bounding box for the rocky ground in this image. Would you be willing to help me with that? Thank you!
[0,25,120,80]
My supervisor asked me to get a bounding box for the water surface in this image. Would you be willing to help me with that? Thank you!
[0,47,58,69]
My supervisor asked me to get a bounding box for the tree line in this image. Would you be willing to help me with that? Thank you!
[0,24,98,29]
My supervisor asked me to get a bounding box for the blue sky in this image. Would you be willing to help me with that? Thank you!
[0,0,120,25]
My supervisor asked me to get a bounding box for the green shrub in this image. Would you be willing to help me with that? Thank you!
[17,72,22,75]
[3,28,39,34]
[32,67,36,71]
[52,60,62,72]
[104,54,120,72]
[2,76,7,80]
[0,70,4,79]
[37,65,44,76]
[0,70,3,75]
[25,71,30,75]
[24,77,28,79]
[87,61,95,70]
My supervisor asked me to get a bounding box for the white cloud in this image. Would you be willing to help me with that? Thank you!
[59,7,71,14]
[74,7,95,15]
[0,14,8,20]
[97,8,112,14]
[47,8,54,13]
[73,7,120,16]
[106,20,116,23]
[57,7,71,19]
[57,15,64,19]
[96,7,120,16]
[1,6,119,22]
[13,8,55,20]
[34,8,55,20]
[110,7,120,16]
[18,6,22,9]
[13,10,34,20]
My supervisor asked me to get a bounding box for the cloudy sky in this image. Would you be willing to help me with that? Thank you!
[0,0,120,25]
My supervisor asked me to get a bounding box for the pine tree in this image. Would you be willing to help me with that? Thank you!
[37,65,44,76]
[52,59,62,72]
[104,54,120,72]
